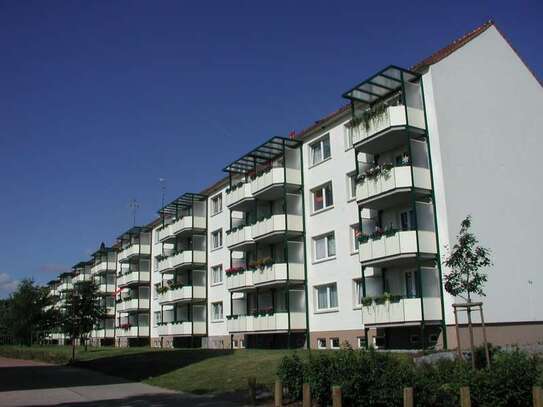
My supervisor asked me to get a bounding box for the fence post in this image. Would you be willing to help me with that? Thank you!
[403,387,414,407]
[274,380,283,407]
[534,386,543,407]
[302,383,311,407]
[460,386,471,407]
[248,376,256,405]
[332,385,342,407]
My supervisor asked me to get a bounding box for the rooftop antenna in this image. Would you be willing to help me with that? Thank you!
[159,178,166,208]
[128,199,139,227]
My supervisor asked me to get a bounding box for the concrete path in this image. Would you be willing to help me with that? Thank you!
[0,357,242,406]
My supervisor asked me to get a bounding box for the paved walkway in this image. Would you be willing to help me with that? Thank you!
[0,357,242,406]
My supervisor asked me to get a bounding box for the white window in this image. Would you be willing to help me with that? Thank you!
[314,233,336,261]
[211,194,222,216]
[312,182,333,212]
[344,125,353,150]
[211,265,223,285]
[232,339,238,349]
[315,283,338,311]
[317,338,327,349]
[354,279,363,306]
[211,229,223,249]
[310,134,331,166]
[347,172,357,201]
[350,224,360,253]
[330,338,340,349]
[357,336,366,349]
[212,302,223,321]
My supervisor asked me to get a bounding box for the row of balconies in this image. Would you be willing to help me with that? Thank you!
[225,214,303,249]
[226,263,304,291]
[156,321,206,336]
[226,312,306,333]
[117,270,150,287]
[156,215,206,243]
[117,243,151,263]
[156,250,206,273]
[225,167,302,210]
[72,273,91,284]
[58,282,73,292]
[91,261,117,275]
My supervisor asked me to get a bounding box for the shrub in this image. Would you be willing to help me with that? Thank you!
[277,353,305,400]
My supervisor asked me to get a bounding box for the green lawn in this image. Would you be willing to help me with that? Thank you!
[0,345,300,395]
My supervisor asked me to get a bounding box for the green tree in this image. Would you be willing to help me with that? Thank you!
[62,280,104,360]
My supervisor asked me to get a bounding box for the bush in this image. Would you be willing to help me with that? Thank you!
[277,353,305,400]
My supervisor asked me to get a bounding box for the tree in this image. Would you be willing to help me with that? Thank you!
[443,215,492,366]
[4,279,58,345]
[62,280,104,361]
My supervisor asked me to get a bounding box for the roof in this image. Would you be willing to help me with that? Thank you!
[159,192,207,216]
[117,225,150,240]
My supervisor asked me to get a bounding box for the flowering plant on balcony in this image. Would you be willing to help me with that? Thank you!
[225,181,244,194]
[357,163,394,182]
[252,307,274,317]
[248,161,273,179]
[169,282,183,290]
[361,297,374,307]
[120,323,131,330]
[156,286,169,294]
[225,266,245,275]
[248,257,274,271]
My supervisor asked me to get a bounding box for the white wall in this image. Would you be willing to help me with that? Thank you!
[424,25,543,324]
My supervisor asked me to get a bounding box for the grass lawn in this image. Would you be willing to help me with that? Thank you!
[0,345,301,395]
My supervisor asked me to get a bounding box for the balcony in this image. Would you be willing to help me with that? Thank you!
[227,312,306,333]
[118,244,151,263]
[59,282,73,292]
[91,261,116,274]
[157,250,206,273]
[157,216,206,242]
[226,225,254,250]
[92,328,115,338]
[359,230,437,267]
[157,321,206,336]
[117,271,150,287]
[116,325,150,337]
[73,274,91,284]
[362,297,441,325]
[227,263,304,291]
[251,214,303,241]
[250,167,302,199]
[97,283,115,294]
[351,105,426,154]
[226,182,253,211]
[117,298,150,312]
[157,285,206,304]
[356,166,431,208]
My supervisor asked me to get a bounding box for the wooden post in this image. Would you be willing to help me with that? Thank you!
[466,304,476,369]
[248,377,256,405]
[479,304,490,368]
[332,386,342,407]
[453,305,463,360]
[534,386,543,407]
[403,387,414,407]
[460,386,471,407]
[303,383,311,407]
[274,380,283,407]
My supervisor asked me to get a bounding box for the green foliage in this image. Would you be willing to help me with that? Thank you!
[277,353,305,400]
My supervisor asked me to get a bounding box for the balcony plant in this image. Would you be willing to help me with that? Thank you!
[156,286,169,295]
[361,297,373,307]
[120,323,131,330]
[357,162,394,182]
[225,266,245,275]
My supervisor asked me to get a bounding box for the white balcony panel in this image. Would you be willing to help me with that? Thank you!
[351,106,426,146]
[157,322,206,336]
[92,329,115,338]
[157,250,206,273]
[157,216,206,242]
[91,262,117,274]
[227,270,254,290]
[362,297,441,325]
[59,282,73,292]
[250,167,302,196]
[118,244,151,262]
[359,230,437,265]
[117,298,150,312]
[251,215,303,240]
[157,285,206,304]
[227,312,306,333]
[226,183,253,208]
[97,284,115,294]
[226,226,254,249]
[227,263,304,291]
[117,271,150,287]
[73,274,91,284]
[116,325,150,337]
[356,166,431,202]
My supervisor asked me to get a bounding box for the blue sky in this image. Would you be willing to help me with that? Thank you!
[0,0,541,297]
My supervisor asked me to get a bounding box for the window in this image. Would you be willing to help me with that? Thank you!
[405,271,419,298]
[357,337,366,349]
[314,233,336,261]
[211,265,223,285]
[330,338,340,349]
[312,182,334,212]
[315,283,338,311]
[232,339,238,349]
[347,172,357,201]
[400,210,416,231]
[310,134,331,166]
[211,229,223,249]
[350,224,360,253]
[317,338,327,349]
[344,125,353,150]
[212,302,223,321]
[354,279,363,306]
[211,194,222,215]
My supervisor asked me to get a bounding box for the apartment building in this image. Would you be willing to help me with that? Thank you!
[45,21,543,350]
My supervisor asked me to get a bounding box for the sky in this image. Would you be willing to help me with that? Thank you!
[0,0,541,297]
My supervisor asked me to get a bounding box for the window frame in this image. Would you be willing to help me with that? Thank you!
[211,193,223,216]
[313,232,336,263]
[354,279,363,308]
[211,229,223,250]
[311,181,334,213]
[309,134,331,167]
[317,338,327,349]
[211,301,224,321]
[350,224,360,254]
[346,172,357,201]
[211,264,223,286]
[330,337,340,350]
[314,283,339,312]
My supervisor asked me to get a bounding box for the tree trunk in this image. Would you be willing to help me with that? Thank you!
[84,336,88,352]
[72,338,76,362]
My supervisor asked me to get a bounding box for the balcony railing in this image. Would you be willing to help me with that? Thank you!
[250,167,302,197]
[73,274,91,284]
[157,216,206,242]
[91,262,116,274]
[59,282,73,292]
[156,321,206,336]
[117,271,150,287]
[359,230,437,266]
[117,298,150,312]
[362,297,441,325]
[115,325,150,337]
[356,166,431,204]
[118,244,151,263]
[157,285,206,304]
[97,283,115,294]
[251,214,303,240]
[225,225,254,249]
[227,312,306,333]
[157,250,206,273]
[92,328,115,338]
[351,105,426,147]
[225,182,253,210]
[226,263,304,291]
